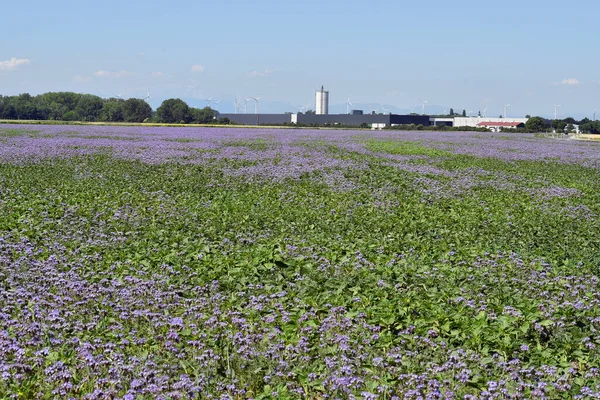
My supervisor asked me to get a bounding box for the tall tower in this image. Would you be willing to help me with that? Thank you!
[315,85,329,115]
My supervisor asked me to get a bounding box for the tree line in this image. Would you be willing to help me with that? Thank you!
[0,92,227,124]
[523,116,600,134]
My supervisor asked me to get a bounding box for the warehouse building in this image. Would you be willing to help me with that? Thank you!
[217,113,293,125]
[218,112,431,127]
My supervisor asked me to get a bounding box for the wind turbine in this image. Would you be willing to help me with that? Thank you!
[503,104,510,118]
[419,99,428,115]
[482,107,488,118]
[234,96,239,114]
[345,97,353,114]
[141,92,151,102]
[552,102,562,120]
[250,96,260,114]
[204,97,213,108]
[297,104,310,113]
[442,109,448,115]
[467,110,474,117]
[113,92,125,100]
[594,110,597,121]
[410,104,417,114]
[381,106,390,114]
[213,100,221,111]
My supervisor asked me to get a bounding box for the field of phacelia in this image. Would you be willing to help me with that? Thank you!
[1,124,600,399]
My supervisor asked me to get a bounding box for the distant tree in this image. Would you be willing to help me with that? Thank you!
[1,104,17,119]
[551,120,567,132]
[122,98,152,122]
[524,117,548,132]
[100,101,125,122]
[478,111,481,117]
[156,98,191,124]
[525,114,531,119]
[462,109,467,117]
[75,95,104,121]
[579,118,591,125]
[449,108,454,116]
[61,110,79,121]
[190,107,216,124]
[562,117,576,124]
[580,121,600,134]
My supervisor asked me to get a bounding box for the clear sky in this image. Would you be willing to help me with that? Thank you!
[2,0,599,118]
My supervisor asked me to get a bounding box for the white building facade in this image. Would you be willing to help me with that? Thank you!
[315,86,329,115]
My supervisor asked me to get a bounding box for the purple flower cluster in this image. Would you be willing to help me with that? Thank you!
[1,124,600,398]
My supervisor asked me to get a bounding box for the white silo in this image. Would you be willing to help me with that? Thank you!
[315,85,329,115]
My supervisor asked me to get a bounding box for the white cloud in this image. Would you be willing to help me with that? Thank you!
[94,70,132,78]
[191,64,205,73]
[248,68,275,78]
[150,71,165,78]
[560,78,580,86]
[0,57,31,70]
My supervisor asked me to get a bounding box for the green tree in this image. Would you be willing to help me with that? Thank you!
[551,120,567,132]
[524,117,548,132]
[462,109,466,117]
[100,101,125,122]
[156,98,191,123]
[190,107,216,124]
[449,108,454,116]
[580,121,600,134]
[122,98,152,122]
[75,95,104,121]
[62,110,79,121]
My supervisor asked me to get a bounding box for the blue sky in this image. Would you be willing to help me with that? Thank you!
[1,0,599,118]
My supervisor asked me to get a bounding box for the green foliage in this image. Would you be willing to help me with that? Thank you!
[75,94,104,121]
[551,119,567,132]
[1,132,600,397]
[190,106,216,124]
[100,101,125,122]
[366,139,452,156]
[580,121,600,134]
[156,98,191,123]
[0,92,148,123]
[122,98,152,123]
[524,116,548,132]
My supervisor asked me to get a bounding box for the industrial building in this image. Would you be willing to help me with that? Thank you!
[450,117,529,128]
[217,112,530,129]
[315,86,329,115]
[217,86,529,129]
[217,112,430,127]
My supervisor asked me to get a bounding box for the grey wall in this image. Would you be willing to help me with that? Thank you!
[297,114,431,126]
[389,115,431,125]
[296,114,391,126]
[218,114,292,125]
[218,113,432,126]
